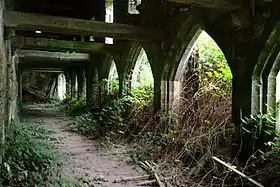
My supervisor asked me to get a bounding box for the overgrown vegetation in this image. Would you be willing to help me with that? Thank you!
[0,120,81,186]
[59,31,280,186]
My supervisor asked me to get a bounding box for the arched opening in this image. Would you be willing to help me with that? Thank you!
[169,30,233,168]
[131,48,154,105]
[252,22,280,132]
[108,60,119,94]
[174,30,232,106]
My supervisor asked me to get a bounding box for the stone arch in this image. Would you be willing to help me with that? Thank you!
[174,28,202,82]
[252,22,280,115]
[131,48,153,89]
[111,41,143,95]
[108,60,118,81]
[140,16,203,111]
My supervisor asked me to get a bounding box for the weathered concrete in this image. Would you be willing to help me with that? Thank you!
[112,41,142,96]
[17,49,90,62]
[0,0,7,159]
[19,61,84,69]
[4,11,165,41]
[57,73,66,100]
[167,0,240,9]
[12,36,106,53]
[70,70,78,99]
[86,61,94,105]
[77,68,86,99]
[64,71,71,99]
[6,45,18,123]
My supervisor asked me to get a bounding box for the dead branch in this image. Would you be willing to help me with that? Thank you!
[144,161,165,187]
[113,175,150,183]
[212,156,264,187]
[137,179,156,186]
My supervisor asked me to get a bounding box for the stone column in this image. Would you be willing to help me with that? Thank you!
[64,71,71,99]
[77,67,86,99]
[86,62,94,105]
[57,73,66,100]
[0,0,8,159]
[6,49,18,122]
[70,70,78,99]
[92,68,100,107]
[18,70,22,101]
[5,28,18,123]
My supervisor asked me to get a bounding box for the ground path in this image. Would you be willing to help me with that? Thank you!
[23,104,145,187]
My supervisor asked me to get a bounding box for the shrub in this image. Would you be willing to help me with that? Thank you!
[68,96,133,138]
[54,98,87,116]
[0,121,80,186]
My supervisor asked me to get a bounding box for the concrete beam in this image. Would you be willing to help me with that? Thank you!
[23,69,64,73]
[19,61,84,69]
[167,0,240,10]
[4,11,165,41]
[12,36,106,53]
[17,49,90,62]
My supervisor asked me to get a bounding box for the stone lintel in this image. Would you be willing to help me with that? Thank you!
[12,36,107,53]
[167,0,240,10]
[19,61,85,69]
[22,68,64,73]
[17,49,90,62]
[4,11,165,41]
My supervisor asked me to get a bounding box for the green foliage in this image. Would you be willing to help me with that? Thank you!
[55,98,87,116]
[0,121,80,186]
[131,50,154,106]
[131,85,153,107]
[240,113,277,157]
[195,31,232,95]
[100,79,119,96]
[68,96,133,138]
[133,53,154,88]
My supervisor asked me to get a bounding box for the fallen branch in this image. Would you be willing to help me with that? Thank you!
[137,177,173,186]
[137,179,156,186]
[144,161,165,187]
[212,156,264,187]
[113,175,150,183]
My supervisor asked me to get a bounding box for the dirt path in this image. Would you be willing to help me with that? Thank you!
[23,104,145,187]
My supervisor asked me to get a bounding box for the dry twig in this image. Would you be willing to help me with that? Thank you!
[212,156,264,187]
[113,175,150,183]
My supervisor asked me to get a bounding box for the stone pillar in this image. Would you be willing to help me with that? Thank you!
[57,73,66,100]
[6,49,18,122]
[0,0,8,159]
[276,72,280,131]
[64,71,71,99]
[118,72,131,97]
[77,68,86,99]
[251,76,262,115]
[70,70,78,99]
[86,62,94,105]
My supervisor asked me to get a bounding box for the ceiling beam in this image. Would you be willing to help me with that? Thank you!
[17,49,90,62]
[19,61,85,69]
[22,68,64,73]
[4,11,165,41]
[12,36,107,53]
[167,0,240,10]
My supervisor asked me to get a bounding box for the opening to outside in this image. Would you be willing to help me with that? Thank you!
[105,0,114,44]
[128,0,141,14]
[108,60,119,94]
[131,49,154,105]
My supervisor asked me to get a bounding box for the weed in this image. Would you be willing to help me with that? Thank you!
[0,120,82,186]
